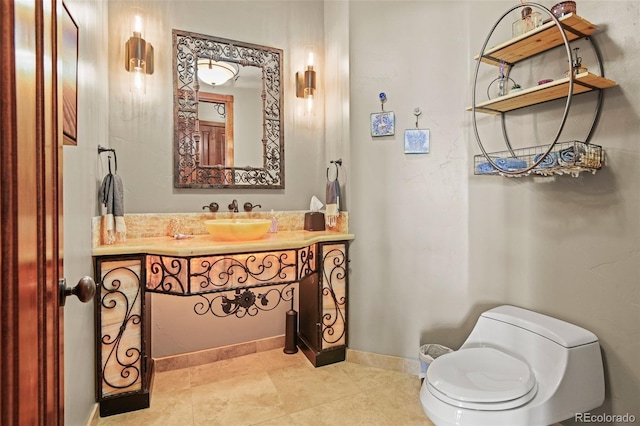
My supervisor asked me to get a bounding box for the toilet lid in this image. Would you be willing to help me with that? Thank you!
[427,347,536,403]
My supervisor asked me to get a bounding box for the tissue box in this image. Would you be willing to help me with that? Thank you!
[304,212,325,231]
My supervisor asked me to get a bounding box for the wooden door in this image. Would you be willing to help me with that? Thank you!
[200,120,227,166]
[1,0,65,424]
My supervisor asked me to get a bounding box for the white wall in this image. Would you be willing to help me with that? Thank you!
[62,0,109,424]
[348,0,639,422]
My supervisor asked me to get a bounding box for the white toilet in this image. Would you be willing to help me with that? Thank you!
[420,305,604,426]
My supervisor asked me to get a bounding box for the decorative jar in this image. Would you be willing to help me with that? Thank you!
[551,1,576,19]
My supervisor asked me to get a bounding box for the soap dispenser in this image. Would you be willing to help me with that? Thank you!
[269,210,278,233]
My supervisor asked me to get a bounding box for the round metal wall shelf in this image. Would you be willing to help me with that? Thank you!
[470,2,607,176]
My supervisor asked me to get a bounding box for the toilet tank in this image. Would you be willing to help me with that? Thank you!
[461,305,599,353]
[478,305,598,348]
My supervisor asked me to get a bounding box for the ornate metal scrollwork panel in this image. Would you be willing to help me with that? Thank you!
[298,244,316,280]
[193,283,296,318]
[189,250,297,293]
[320,244,348,348]
[98,259,143,397]
[146,255,188,294]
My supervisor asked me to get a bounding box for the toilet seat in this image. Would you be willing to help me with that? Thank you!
[426,347,537,411]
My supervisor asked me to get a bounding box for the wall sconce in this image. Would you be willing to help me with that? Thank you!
[197,58,239,86]
[124,8,153,94]
[296,46,316,116]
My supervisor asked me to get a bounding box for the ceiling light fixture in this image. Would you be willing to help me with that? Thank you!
[197,59,239,86]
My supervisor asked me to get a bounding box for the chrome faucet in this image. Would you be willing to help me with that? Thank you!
[228,199,238,213]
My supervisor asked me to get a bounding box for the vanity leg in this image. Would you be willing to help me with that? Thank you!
[94,256,153,416]
[298,242,349,367]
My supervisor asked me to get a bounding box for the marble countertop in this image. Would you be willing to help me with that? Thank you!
[93,230,355,257]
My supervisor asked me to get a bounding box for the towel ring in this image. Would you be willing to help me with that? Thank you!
[327,158,342,181]
[98,145,118,174]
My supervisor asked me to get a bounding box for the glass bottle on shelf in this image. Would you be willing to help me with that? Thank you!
[512,6,542,38]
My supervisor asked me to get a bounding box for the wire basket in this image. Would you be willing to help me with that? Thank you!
[474,141,604,177]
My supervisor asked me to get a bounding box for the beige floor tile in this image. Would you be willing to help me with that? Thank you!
[252,414,297,425]
[365,374,434,426]
[289,392,395,426]
[189,349,309,388]
[153,367,191,394]
[267,363,361,413]
[96,349,435,426]
[337,361,414,391]
[191,371,287,426]
[95,388,194,426]
[237,348,311,373]
[94,410,146,426]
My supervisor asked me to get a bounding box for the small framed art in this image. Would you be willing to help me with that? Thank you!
[62,2,79,146]
[370,111,395,137]
[404,129,430,154]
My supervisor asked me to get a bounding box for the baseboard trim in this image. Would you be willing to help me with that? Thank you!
[154,335,285,372]
[85,403,99,426]
[346,349,421,376]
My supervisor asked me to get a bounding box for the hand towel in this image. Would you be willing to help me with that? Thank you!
[477,157,527,174]
[559,144,588,166]
[559,146,584,166]
[326,179,340,228]
[495,157,527,170]
[99,172,126,244]
[533,152,558,169]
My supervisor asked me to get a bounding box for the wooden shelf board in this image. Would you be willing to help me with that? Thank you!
[467,72,616,114]
[475,14,597,67]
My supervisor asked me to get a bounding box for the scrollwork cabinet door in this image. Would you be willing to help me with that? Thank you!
[319,243,348,351]
[95,256,152,417]
[298,242,349,366]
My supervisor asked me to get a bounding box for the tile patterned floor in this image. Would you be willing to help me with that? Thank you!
[95,349,435,426]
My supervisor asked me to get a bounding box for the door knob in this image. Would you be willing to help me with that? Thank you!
[59,276,96,306]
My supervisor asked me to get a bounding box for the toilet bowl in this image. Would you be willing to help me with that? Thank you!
[420,305,604,426]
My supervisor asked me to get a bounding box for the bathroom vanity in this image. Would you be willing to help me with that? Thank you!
[91,212,353,417]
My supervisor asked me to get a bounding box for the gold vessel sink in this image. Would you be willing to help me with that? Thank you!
[204,219,272,241]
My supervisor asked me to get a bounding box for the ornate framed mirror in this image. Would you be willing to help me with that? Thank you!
[173,29,284,189]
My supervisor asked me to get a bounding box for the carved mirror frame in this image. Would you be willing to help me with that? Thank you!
[173,29,284,189]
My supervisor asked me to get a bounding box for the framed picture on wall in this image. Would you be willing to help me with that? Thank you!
[370,111,395,137]
[61,2,78,146]
[404,129,430,154]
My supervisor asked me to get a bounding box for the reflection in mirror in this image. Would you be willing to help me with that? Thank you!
[198,65,263,168]
[173,29,284,188]
[197,92,233,166]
